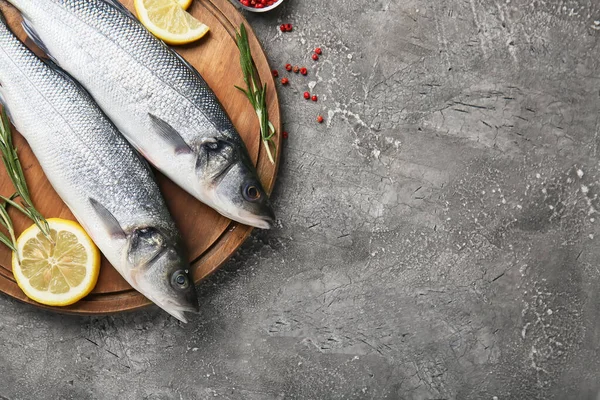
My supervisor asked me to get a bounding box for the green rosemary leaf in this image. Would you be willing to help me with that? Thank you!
[235,23,277,164]
[0,108,50,244]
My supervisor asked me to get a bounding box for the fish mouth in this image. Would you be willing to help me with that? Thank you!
[129,273,199,323]
[156,298,199,323]
[243,213,275,229]
[220,206,275,229]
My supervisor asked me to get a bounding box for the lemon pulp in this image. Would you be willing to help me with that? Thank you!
[135,0,210,45]
[12,218,100,306]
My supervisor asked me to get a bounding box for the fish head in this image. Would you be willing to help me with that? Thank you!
[126,227,199,322]
[196,137,275,229]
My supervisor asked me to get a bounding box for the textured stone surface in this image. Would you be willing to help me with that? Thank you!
[2,0,600,399]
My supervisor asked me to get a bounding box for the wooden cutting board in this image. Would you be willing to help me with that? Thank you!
[0,0,280,314]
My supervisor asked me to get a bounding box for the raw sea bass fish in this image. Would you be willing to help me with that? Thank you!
[8,0,276,229]
[0,13,198,322]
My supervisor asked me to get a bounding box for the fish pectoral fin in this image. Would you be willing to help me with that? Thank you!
[148,113,193,155]
[89,198,126,239]
[21,19,58,64]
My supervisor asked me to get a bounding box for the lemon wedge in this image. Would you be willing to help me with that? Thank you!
[134,0,210,45]
[177,0,193,9]
[12,218,101,307]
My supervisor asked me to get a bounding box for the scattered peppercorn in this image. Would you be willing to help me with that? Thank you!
[300,67,308,75]
[282,131,289,139]
[285,63,292,71]
[312,54,319,61]
[272,70,278,77]
[293,65,300,73]
[317,115,324,123]
[303,91,310,99]
[314,48,322,55]
[285,23,293,32]
[281,77,289,85]
[279,24,286,31]
[312,95,318,102]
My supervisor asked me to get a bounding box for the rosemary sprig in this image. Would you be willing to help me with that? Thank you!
[0,108,50,241]
[235,23,276,165]
[0,195,18,253]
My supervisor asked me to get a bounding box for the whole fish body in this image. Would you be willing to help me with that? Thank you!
[0,12,198,322]
[8,0,276,229]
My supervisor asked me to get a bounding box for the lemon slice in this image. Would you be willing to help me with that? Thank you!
[134,0,210,45]
[12,218,101,307]
[177,0,193,9]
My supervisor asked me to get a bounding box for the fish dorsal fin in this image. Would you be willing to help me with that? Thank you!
[100,0,138,20]
[89,198,126,239]
[21,19,58,63]
[148,113,193,154]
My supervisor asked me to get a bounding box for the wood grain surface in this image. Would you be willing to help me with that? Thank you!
[0,0,280,314]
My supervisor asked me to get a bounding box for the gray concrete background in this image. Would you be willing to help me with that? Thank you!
[2,0,600,399]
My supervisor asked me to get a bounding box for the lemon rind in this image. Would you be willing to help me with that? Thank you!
[12,218,101,307]
[134,0,210,46]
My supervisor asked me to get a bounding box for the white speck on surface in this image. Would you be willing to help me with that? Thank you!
[347,54,353,60]
[590,234,594,240]
[581,185,589,194]
[521,322,529,338]
[493,396,499,400]
[372,149,381,159]
[577,169,584,178]
[536,173,541,179]
[547,309,553,315]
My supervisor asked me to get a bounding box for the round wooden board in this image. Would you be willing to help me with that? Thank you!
[0,0,281,314]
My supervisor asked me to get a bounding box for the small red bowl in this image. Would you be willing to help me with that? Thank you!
[236,0,284,12]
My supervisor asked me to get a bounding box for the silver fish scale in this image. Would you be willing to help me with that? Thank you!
[0,22,175,235]
[55,0,237,141]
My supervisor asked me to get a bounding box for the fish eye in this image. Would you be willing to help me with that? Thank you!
[203,140,219,151]
[243,184,261,202]
[171,270,190,289]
